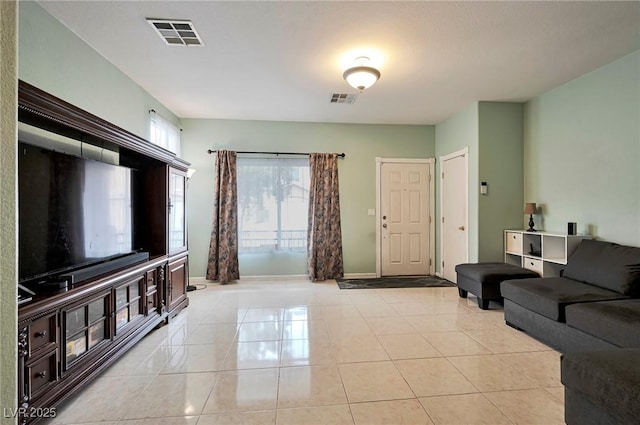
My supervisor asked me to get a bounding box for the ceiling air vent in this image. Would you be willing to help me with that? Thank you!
[147,19,204,46]
[330,93,358,104]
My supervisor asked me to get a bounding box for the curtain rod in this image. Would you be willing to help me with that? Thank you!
[207,150,345,158]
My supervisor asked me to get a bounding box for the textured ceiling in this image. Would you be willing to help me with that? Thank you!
[38,1,640,125]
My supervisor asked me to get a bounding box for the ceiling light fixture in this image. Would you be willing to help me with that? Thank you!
[343,56,381,92]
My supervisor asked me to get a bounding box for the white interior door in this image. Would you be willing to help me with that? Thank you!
[379,160,433,276]
[441,150,468,282]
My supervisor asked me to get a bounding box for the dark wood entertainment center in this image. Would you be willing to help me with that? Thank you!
[16,81,190,424]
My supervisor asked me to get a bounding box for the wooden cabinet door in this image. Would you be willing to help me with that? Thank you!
[167,256,187,311]
[62,291,111,372]
[168,168,187,254]
[113,277,145,337]
[144,267,162,316]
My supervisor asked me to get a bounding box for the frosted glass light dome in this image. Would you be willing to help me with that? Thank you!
[343,57,381,91]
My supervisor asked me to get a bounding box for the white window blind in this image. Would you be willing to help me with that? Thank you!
[149,110,181,156]
[237,157,310,253]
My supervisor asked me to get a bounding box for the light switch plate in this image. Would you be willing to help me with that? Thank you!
[367,209,375,216]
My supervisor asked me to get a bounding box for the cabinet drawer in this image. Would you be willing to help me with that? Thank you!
[146,290,159,315]
[145,269,157,293]
[29,314,57,355]
[505,232,523,254]
[27,351,58,398]
[523,257,544,275]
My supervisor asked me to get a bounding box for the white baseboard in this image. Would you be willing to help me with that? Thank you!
[343,273,377,279]
[188,276,209,284]
[435,272,443,278]
[191,273,378,282]
[190,275,310,283]
[240,275,308,282]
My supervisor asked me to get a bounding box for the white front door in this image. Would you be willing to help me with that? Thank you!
[441,149,468,282]
[379,160,433,276]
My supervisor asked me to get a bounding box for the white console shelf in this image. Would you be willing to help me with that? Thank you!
[504,230,591,277]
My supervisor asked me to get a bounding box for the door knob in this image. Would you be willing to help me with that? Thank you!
[382,224,387,228]
[382,215,387,220]
[458,226,465,231]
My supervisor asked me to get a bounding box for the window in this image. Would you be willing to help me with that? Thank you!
[149,110,181,156]
[237,157,310,253]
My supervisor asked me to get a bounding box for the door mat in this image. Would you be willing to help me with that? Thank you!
[336,276,455,290]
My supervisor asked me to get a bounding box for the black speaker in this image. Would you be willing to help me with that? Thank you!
[568,222,577,235]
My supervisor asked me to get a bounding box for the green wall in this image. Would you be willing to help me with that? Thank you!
[524,50,640,246]
[1,1,18,423]
[181,119,435,277]
[18,1,179,138]
[478,102,524,261]
[434,101,525,271]
[435,103,479,267]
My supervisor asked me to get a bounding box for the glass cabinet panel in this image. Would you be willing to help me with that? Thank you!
[130,283,139,300]
[168,168,187,253]
[115,308,129,330]
[115,286,128,309]
[88,322,105,349]
[66,332,87,363]
[88,299,105,323]
[130,302,139,318]
[65,307,85,337]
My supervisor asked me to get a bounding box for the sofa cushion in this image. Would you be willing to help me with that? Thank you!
[563,239,640,296]
[455,262,539,283]
[561,349,640,425]
[500,277,627,322]
[565,299,640,348]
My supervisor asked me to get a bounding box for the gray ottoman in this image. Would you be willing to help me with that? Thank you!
[455,262,540,310]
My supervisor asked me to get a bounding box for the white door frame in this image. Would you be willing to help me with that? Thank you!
[439,147,469,279]
[375,157,435,278]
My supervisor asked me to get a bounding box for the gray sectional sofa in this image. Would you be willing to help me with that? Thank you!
[501,239,640,352]
[561,348,640,425]
[500,239,640,425]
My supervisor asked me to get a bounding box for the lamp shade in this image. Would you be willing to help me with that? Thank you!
[343,66,381,91]
[524,203,537,215]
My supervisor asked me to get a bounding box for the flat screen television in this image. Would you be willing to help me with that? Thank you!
[19,141,135,284]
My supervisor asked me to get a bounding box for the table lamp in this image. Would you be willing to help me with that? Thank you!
[524,203,537,232]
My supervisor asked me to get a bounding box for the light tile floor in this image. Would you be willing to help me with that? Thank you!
[49,279,565,425]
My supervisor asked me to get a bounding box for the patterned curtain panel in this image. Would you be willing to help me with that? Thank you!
[307,153,344,281]
[206,150,240,284]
